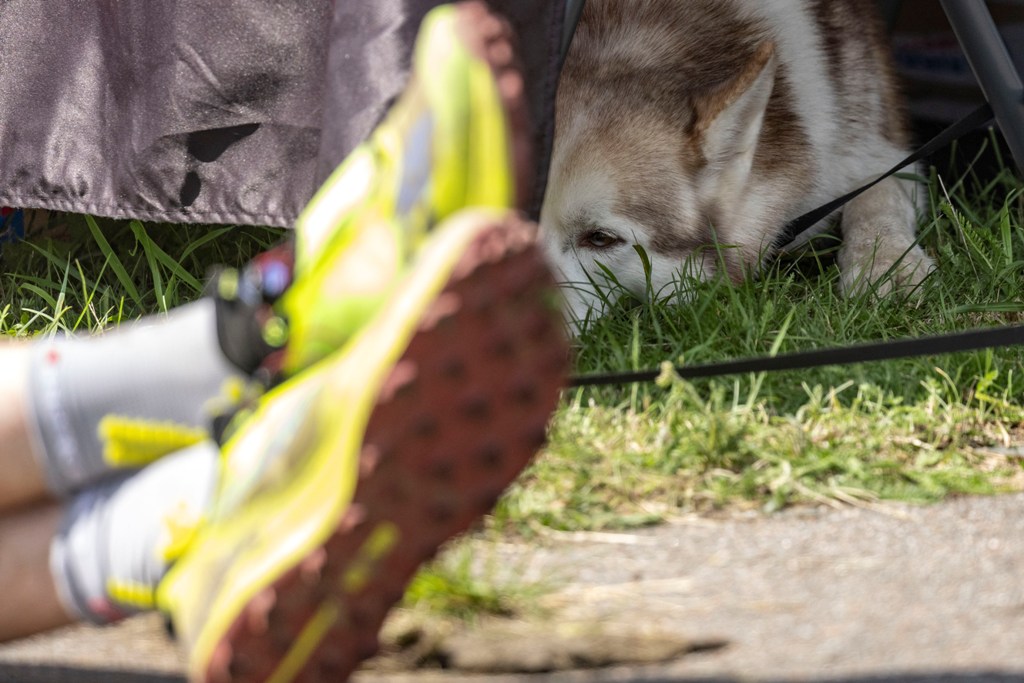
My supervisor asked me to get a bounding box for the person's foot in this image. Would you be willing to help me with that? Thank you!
[157,208,568,683]
[274,1,532,375]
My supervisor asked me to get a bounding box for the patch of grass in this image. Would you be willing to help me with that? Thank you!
[494,374,1024,532]
[403,545,549,620]
[0,213,284,336]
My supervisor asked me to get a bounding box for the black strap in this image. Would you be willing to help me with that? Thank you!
[774,103,995,252]
[569,324,1024,388]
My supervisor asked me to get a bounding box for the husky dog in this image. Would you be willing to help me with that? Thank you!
[541,0,934,324]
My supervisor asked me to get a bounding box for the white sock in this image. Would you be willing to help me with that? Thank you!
[49,442,220,624]
[27,300,245,495]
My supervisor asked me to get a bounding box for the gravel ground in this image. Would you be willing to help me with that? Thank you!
[2,494,1023,683]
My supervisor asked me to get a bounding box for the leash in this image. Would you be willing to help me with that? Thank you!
[569,102,1017,389]
[570,324,1024,388]
[775,103,995,252]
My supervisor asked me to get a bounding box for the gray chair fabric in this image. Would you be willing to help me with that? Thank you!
[0,1,567,227]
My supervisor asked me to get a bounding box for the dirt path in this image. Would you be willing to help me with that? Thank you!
[2,494,1023,683]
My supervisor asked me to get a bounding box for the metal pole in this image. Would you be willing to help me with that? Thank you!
[940,0,1024,172]
[561,0,586,66]
[878,0,903,33]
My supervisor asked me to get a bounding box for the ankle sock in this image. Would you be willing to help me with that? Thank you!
[26,300,246,495]
[49,442,219,624]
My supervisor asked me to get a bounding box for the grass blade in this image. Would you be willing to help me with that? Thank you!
[86,215,142,305]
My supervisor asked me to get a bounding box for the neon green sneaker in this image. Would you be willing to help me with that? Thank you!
[277,1,533,375]
[157,208,568,683]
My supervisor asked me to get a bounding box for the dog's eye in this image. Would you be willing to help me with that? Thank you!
[579,230,623,250]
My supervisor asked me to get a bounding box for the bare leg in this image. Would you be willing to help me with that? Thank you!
[0,343,50,511]
[0,503,73,641]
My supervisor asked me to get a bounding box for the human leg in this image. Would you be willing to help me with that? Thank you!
[0,301,250,633]
[49,442,219,627]
[0,343,50,509]
[0,301,245,509]
[0,503,70,641]
[0,209,565,661]
[0,441,220,643]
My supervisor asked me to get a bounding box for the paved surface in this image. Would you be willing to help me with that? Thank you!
[2,494,1024,683]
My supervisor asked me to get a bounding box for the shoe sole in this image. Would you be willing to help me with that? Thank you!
[195,215,568,683]
[295,0,531,257]
[446,0,534,210]
[283,1,534,374]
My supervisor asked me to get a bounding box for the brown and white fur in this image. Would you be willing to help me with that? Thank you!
[541,0,934,324]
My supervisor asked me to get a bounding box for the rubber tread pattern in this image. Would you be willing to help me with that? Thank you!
[204,218,568,683]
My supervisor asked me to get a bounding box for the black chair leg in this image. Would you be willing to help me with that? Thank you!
[941,0,1024,173]
[879,0,904,33]
[562,0,586,64]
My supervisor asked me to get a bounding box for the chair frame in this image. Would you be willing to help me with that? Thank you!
[941,1,1024,171]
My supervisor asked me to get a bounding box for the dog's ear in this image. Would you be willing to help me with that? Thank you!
[692,41,777,167]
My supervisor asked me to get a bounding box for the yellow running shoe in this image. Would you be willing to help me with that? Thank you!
[157,208,568,683]
[277,0,533,375]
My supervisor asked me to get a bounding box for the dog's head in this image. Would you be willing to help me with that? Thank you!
[541,0,793,326]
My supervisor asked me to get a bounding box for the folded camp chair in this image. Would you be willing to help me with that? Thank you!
[880,0,1024,172]
[940,1,1024,173]
[561,0,1024,174]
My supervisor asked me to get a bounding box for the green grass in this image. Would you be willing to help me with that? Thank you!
[497,376,1023,532]
[0,214,284,336]
[402,544,549,620]
[491,160,1024,531]
[2,155,1023,543]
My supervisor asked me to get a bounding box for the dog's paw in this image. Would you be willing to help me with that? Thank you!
[839,243,935,298]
